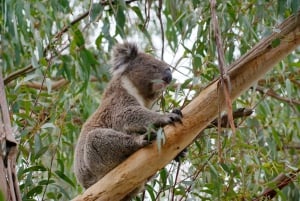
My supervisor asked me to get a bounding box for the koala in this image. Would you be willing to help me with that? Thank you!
[74,42,182,200]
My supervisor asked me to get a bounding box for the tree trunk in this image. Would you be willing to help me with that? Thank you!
[72,11,300,201]
[0,70,22,201]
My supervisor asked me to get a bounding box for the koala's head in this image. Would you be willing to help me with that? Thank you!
[111,42,172,107]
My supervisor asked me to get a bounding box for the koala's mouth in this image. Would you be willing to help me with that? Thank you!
[152,79,169,91]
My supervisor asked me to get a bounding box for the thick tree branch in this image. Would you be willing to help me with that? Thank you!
[72,11,300,201]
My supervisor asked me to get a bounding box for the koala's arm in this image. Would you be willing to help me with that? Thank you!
[118,106,182,134]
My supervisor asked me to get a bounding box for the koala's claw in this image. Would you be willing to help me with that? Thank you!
[172,108,183,117]
[174,148,188,163]
[168,109,183,124]
[168,113,182,124]
[153,109,183,127]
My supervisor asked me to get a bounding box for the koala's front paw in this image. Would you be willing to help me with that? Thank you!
[166,112,182,125]
[172,108,183,117]
[167,108,183,125]
[174,148,188,163]
[154,109,183,127]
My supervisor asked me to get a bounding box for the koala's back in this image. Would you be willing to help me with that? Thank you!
[74,78,130,187]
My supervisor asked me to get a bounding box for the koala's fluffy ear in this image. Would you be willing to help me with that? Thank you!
[111,42,138,76]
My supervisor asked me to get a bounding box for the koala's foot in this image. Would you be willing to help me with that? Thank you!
[154,109,182,127]
[136,131,157,146]
[174,148,188,163]
[172,108,183,117]
[169,108,183,124]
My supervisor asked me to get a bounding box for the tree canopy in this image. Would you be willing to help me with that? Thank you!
[1,0,300,200]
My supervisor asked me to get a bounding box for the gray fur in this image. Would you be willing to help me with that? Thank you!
[74,42,181,200]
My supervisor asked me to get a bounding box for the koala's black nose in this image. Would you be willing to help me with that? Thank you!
[162,68,172,84]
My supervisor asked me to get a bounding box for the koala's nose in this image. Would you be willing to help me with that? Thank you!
[162,68,172,84]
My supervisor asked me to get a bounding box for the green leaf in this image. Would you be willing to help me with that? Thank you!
[34,145,50,160]
[159,168,168,188]
[285,78,292,100]
[55,170,76,187]
[89,3,103,22]
[21,166,47,175]
[145,184,156,201]
[25,186,43,198]
[71,26,85,47]
[115,6,126,37]
[271,38,281,48]
[131,6,144,22]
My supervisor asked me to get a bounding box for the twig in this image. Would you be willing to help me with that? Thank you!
[143,0,152,30]
[282,145,300,150]
[171,163,181,201]
[156,0,165,60]
[255,85,300,105]
[7,76,98,91]
[4,65,35,85]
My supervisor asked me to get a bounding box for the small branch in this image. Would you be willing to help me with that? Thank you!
[156,0,165,60]
[208,108,253,128]
[4,65,35,85]
[252,169,300,201]
[22,79,69,91]
[142,0,151,30]
[7,76,99,91]
[255,85,300,105]
[282,145,300,150]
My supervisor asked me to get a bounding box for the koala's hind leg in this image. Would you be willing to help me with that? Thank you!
[84,128,154,180]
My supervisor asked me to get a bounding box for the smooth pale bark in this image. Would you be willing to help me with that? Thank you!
[72,11,300,201]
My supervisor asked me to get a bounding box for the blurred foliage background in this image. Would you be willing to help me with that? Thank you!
[1,0,300,200]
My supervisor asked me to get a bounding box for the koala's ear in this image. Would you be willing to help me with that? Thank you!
[111,42,138,76]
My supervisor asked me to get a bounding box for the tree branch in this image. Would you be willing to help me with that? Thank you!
[208,108,253,128]
[72,11,300,201]
[252,169,300,201]
[255,85,300,105]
